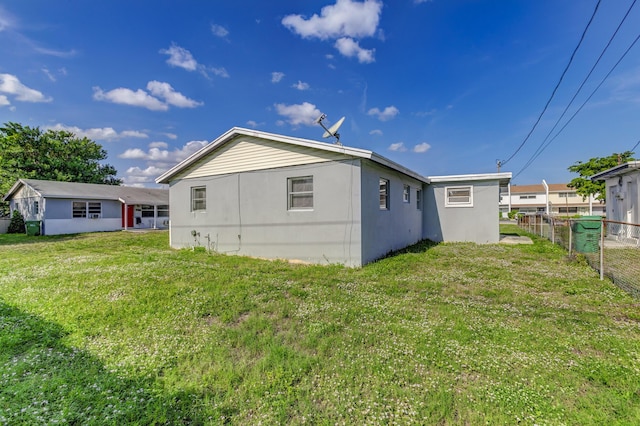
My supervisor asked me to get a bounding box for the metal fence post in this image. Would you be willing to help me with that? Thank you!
[600,219,604,281]
[569,219,572,255]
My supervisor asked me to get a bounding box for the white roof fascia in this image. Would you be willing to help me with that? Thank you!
[156,127,430,184]
[590,161,640,181]
[426,172,512,185]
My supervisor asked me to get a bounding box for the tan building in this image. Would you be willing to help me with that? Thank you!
[500,182,605,216]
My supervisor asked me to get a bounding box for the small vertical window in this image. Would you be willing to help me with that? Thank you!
[288,176,313,210]
[191,186,206,211]
[445,185,473,207]
[379,178,389,210]
[416,189,422,210]
[34,200,39,214]
[403,185,410,203]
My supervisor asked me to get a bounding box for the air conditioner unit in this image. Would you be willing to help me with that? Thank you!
[90,213,101,219]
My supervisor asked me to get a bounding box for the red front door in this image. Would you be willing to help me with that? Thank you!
[121,205,135,228]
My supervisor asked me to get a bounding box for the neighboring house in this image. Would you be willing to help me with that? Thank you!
[500,182,604,216]
[3,179,170,236]
[156,127,511,267]
[591,161,640,225]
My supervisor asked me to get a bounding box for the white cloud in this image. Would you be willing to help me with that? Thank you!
[368,105,399,121]
[48,124,149,141]
[271,72,285,83]
[93,81,202,111]
[334,37,375,63]
[122,166,167,185]
[149,141,168,149]
[159,43,198,71]
[42,68,56,82]
[274,102,322,126]
[369,129,382,136]
[0,6,15,32]
[282,0,382,40]
[413,142,431,153]
[246,120,258,128]
[282,0,381,64]
[211,24,229,38]
[210,67,229,78]
[119,140,208,165]
[146,81,203,108]
[0,73,52,102]
[163,132,177,140]
[414,0,431,3]
[292,81,310,90]
[388,142,407,152]
[93,86,168,111]
[0,95,10,106]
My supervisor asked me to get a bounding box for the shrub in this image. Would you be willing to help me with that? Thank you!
[7,210,25,234]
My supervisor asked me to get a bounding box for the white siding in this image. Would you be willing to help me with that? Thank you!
[178,136,350,179]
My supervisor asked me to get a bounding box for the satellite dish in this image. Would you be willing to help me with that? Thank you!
[315,113,345,145]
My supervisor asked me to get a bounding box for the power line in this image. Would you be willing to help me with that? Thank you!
[515,0,638,176]
[501,0,602,167]
[631,138,640,153]
[514,30,640,179]
[521,0,637,170]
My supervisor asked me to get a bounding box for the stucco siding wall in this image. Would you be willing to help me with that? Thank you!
[169,160,363,266]
[424,180,500,244]
[360,160,424,264]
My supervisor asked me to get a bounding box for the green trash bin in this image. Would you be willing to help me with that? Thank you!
[25,220,41,236]
[572,216,601,253]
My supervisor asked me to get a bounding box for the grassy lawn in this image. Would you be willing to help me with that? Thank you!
[1,225,639,424]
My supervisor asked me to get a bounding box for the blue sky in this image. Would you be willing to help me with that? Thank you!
[1,0,639,187]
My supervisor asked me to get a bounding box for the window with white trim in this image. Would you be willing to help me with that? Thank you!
[288,176,313,210]
[416,189,422,210]
[445,185,473,207]
[141,205,155,217]
[403,185,410,203]
[379,178,389,210]
[73,201,102,218]
[157,205,169,217]
[191,186,206,211]
[519,195,536,200]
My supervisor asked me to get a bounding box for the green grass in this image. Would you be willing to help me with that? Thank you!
[1,226,639,424]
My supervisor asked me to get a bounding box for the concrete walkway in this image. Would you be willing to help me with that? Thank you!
[499,234,533,245]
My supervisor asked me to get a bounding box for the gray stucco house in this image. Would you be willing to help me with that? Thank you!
[3,179,169,235]
[156,128,511,266]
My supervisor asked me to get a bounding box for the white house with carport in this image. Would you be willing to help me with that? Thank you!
[3,179,170,236]
[156,127,511,267]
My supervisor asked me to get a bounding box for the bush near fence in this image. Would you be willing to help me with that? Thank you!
[517,214,640,298]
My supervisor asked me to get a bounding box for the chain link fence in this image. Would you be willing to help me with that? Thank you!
[517,214,640,298]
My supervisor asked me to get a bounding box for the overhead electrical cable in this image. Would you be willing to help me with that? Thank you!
[501,0,602,167]
[520,0,638,171]
[630,138,640,153]
[514,29,640,179]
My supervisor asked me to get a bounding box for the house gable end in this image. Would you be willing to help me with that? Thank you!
[175,135,353,180]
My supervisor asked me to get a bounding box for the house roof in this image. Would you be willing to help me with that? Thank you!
[156,127,430,184]
[155,127,512,187]
[3,179,169,205]
[590,161,640,181]
[427,172,512,186]
[509,183,572,193]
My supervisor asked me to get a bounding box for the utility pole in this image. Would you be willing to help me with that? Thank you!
[496,160,502,172]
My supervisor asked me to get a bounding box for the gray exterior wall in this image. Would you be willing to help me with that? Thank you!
[169,160,364,266]
[360,160,424,264]
[424,179,500,244]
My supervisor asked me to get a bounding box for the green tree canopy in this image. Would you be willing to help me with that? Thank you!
[567,151,635,202]
[0,122,122,215]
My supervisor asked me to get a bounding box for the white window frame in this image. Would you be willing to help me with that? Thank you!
[379,178,390,210]
[445,185,473,208]
[191,186,206,212]
[288,176,314,211]
[73,201,102,218]
[403,185,410,203]
[157,205,169,217]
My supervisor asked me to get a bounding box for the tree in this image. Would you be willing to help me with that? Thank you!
[0,122,122,215]
[7,209,25,234]
[567,151,635,202]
